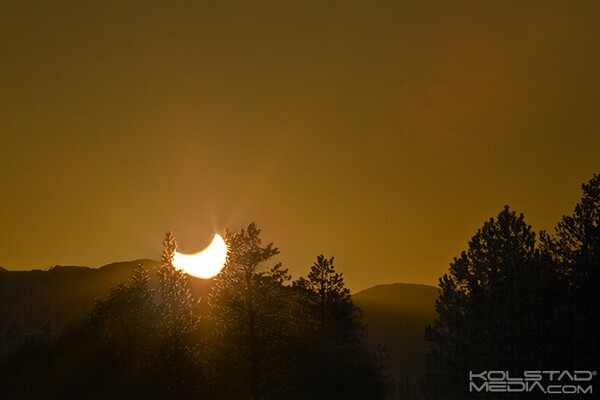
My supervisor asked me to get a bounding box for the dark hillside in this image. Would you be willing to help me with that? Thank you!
[353,283,438,382]
[0,260,212,355]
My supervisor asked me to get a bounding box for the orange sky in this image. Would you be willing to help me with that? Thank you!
[1,1,599,291]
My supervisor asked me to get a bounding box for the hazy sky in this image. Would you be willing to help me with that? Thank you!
[1,1,599,291]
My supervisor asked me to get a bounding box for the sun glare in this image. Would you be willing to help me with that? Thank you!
[173,234,228,279]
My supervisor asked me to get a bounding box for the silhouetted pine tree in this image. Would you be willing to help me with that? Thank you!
[152,231,203,397]
[293,255,384,399]
[90,263,155,375]
[423,206,553,400]
[156,232,199,341]
[294,255,364,343]
[546,173,600,368]
[207,222,293,399]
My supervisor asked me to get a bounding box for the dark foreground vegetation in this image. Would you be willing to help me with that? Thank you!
[424,174,600,400]
[1,225,385,399]
[1,173,599,399]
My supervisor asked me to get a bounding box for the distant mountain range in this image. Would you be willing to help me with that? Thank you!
[0,261,439,380]
[0,260,208,354]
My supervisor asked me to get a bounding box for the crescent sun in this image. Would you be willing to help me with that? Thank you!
[172,234,228,279]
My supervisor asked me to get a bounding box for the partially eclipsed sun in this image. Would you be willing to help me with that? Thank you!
[173,234,228,279]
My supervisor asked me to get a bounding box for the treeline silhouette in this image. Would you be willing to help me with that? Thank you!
[1,173,598,399]
[0,224,385,399]
[423,173,600,399]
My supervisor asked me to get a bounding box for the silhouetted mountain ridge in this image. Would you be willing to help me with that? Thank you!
[0,259,216,338]
[0,259,208,355]
[49,265,92,271]
[1,262,439,385]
